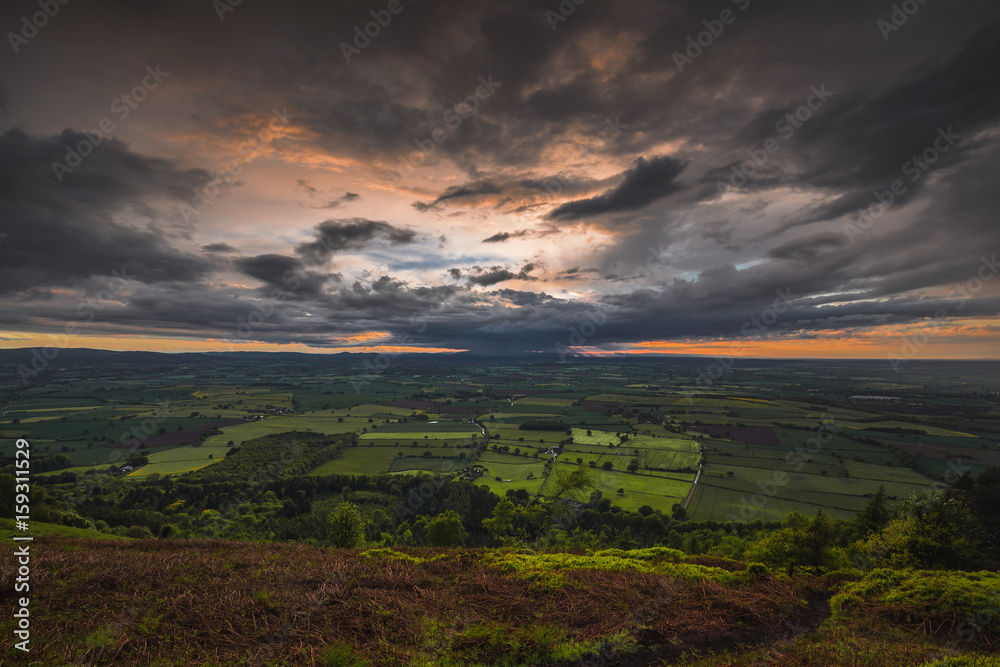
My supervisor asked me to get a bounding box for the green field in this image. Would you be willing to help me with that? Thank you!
[307,447,401,476]
[360,430,480,440]
[4,352,997,525]
[129,442,234,477]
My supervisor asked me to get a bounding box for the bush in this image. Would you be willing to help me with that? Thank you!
[832,569,1000,644]
[426,510,469,548]
[328,502,365,548]
[125,525,155,539]
[34,505,95,530]
[856,495,985,571]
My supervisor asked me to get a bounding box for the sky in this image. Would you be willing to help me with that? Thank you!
[1,0,999,359]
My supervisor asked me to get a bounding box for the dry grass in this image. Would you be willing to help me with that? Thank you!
[0,538,811,666]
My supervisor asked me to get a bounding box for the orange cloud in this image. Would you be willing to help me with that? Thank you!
[567,318,1000,359]
[0,331,465,355]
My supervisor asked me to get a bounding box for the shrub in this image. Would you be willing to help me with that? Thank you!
[328,502,365,549]
[832,569,1000,644]
[125,525,155,539]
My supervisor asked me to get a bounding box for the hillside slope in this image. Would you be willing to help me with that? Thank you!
[0,538,995,666]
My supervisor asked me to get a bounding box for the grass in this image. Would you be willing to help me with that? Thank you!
[307,447,400,476]
[360,430,479,440]
[688,482,845,522]
[129,442,234,477]
[0,517,129,541]
[552,460,694,512]
[517,396,577,407]
[387,455,474,473]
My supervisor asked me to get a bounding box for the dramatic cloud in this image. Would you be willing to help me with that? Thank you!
[202,243,237,253]
[413,181,503,211]
[295,219,417,265]
[464,263,538,286]
[1,0,998,357]
[0,128,215,297]
[548,156,686,220]
[482,230,530,244]
[233,254,333,297]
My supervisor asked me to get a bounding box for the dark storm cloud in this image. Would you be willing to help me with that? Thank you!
[496,289,552,306]
[414,174,604,216]
[548,156,686,221]
[700,221,742,253]
[233,254,332,297]
[413,180,503,211]
[0,128,215,297]
[482,230,530,244]
[719,20,1000,236]
[465,263,538,287]
[557,267,601,281]
[295,218,417,265]
[2,0,999,354]
[201,242,237,253]
[767,233,847,262]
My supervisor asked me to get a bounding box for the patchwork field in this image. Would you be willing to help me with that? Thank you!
[3,353,997,524]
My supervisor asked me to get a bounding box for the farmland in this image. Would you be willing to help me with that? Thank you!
[1,350,998,524]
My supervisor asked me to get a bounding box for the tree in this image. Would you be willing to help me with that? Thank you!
[328,502,365,548]
[627,459,639,473]
[551,467,593,499]
[602,461,613,470]
[854,485,891,537]
[482,499,515,545]
[426,510,468,547]
[856,494,985,570]
[745,511,848,572]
